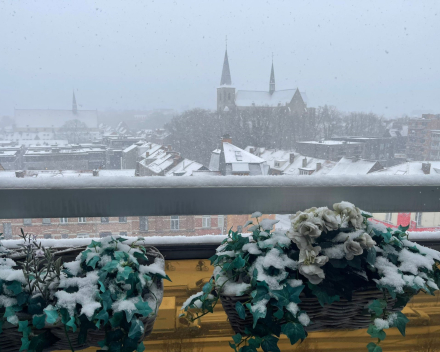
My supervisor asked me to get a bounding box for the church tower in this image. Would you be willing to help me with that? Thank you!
[217,40,236,112]
[269,58,275,95]
[72,91,78,114]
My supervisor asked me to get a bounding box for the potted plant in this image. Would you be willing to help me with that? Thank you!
[180,202,440,352]
[0,232,169,352]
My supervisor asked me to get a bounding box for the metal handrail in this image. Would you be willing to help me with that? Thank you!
[0,175,440,218]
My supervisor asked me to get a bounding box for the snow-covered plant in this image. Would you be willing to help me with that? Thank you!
[179,203,440,352]
[0,234,168,352]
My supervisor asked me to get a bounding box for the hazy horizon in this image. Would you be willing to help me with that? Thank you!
[1,0,439,118]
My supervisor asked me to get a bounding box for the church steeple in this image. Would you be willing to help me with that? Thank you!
[72,91,78,114]
[269,55,275,94]
[220,38,232,86]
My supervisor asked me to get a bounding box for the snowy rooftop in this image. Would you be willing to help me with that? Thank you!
[374,161,440,176]
[235,89,306,107]
[14,109,98,129]
[327,157,380,175]
[223,142,266,164]
[0,169,136,178]
[165,158,205,176]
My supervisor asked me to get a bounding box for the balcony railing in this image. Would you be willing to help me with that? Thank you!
[0,175,440,219]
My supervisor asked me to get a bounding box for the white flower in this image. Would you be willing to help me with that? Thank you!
[344,237,363,260]
[357,233,376,249]
[287,230,312,250]
[298,221,322,239]
[299,264,326,285]
[333,202,364,229]
[298,246,328,285]
[35,249,45,258]
[318,208,339,231]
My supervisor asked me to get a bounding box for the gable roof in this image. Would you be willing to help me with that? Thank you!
[223,142,266,164]
[235,89,307,108]
[327,157,382,175]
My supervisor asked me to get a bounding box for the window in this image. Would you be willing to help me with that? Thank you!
[43,234,52,239]
[218,215,225,229]
[101,217,109,223]
[171,216,180,230]
[78,233,90,238]
[385,213,392,223]
[42,218,51,225]
[78,217,86,223]
[202,216,211,228]
[416,212,423,227]
[61,234,69,239]
[139,216,148,231]
[120,231,127,236]
[23,218,32,225]
[3,222,12,239]
[99,232,111,238]
[119,216,127,223]
[60,218,68,224]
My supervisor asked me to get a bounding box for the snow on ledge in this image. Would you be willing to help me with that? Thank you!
[0,174,440,190]
[2,231,440,250]
[1,234,227,249]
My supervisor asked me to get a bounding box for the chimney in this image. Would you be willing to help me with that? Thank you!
[15,170,25,178]
[302,157,307,168]
[93,169,99,177]
[316,162,322,171]
[422,162,431,174]
[167,145,172,151]
[289,153,295,164]
[249,147,255,154]
[222,134,232,144]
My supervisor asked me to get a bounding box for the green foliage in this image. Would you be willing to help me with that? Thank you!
[0,235,164,352]
[179,209,440,352]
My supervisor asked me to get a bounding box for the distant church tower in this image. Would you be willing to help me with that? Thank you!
[217,40,236,112]
[72,91,78,114]
[269,57,275,94]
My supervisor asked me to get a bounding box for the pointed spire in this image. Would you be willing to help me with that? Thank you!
[220,37,232,86]
[72,90,78,114]
[269,53,275,94]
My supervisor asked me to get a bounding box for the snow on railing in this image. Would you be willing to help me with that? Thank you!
[0,175,439,218]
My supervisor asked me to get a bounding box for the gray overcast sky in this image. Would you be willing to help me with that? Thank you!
[0,0,439,117]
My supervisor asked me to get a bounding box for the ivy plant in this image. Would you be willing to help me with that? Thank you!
[180,202,440,352]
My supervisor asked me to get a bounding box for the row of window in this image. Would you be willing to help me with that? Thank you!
[22,215,225,229]
[24,217,128,225]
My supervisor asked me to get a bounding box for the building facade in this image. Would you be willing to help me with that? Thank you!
[406,114,440,160]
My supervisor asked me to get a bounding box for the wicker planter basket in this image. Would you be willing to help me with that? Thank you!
[220,284,403,335]
[1,245,164,352]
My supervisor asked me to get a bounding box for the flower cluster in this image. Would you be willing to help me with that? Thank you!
[287,202,375,285]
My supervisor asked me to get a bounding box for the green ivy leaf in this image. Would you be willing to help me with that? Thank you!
[128,318,144,340]
[135,299,152,317]
[246,303,267,328]
[367,342,383,352]
[232,333,242,344]
[66,316,77,332]
[87,255,100,269]
[392,312,409,336]
[282,322,306,345]
[261,335,280,352]
[95,309,109,325]
[230,255,246,270]
[32,314,46,329]
[20,337,30,352]
[114,251,129,261]
[88,240,102,248]
[347,255,362,270]
[235,301,246,320]
[6,280,23,295]
[329,259,347,268]
[248,337,262,349]
[137,342,146,352]
[44,309,59,324]
[229,342,237,351]
[367,324,386,341]
[368,300,387,316]
[16,292,29,306]
[367,247,377,266]
[102,260,119,272]
[28,330,59,352]
[308,283,340,307]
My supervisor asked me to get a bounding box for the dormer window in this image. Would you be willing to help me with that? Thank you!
[235,151,242,161]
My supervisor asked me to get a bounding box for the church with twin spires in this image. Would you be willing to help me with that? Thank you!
[216,48,311,115]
